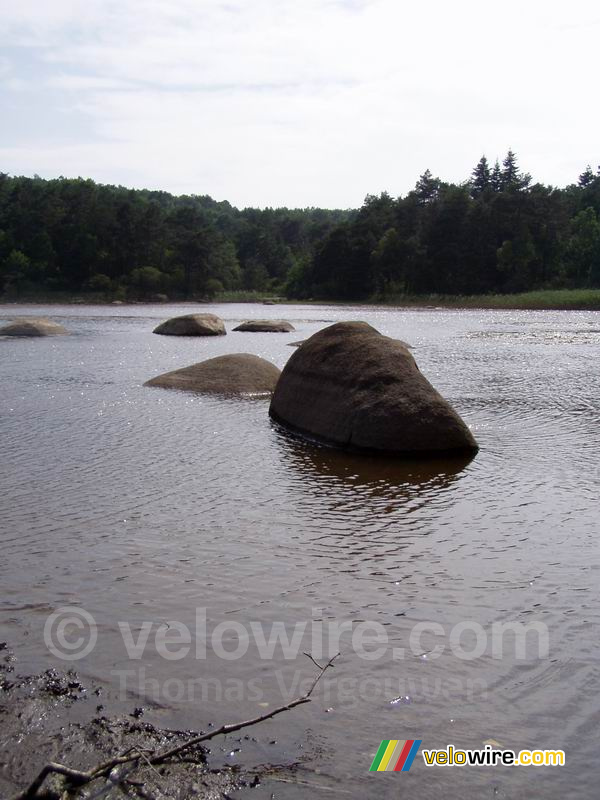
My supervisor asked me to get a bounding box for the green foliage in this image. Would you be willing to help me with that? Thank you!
[283,254,311,298]
[470,156,491,198]
[0,249,31,293]
[291,153,600,299]
[490,160,502,192]
[204,277,225,298]
[578,166,596,188]
[1,157,600,303]
[206,240,242,290]
[413,170,441,205]
[0,173,350,300]
[565,208,600,285]
[372,289,600,310]
[127,266,166,297]
[243,259,271,291]
[86,273,112,293]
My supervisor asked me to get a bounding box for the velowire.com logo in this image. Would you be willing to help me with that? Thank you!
[369,740,566,771]
[369,739,422,772]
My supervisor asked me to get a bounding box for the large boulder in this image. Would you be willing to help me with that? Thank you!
[0,318,68,337]
[269,321,478,455]
[153,313,225,336]
[233,319,295,333]
[288,336,412,349]
[145,354,280,395]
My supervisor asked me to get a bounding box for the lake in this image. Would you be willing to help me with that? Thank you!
[1,302,599,798]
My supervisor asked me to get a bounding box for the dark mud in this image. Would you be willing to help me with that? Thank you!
[0,644,273,799]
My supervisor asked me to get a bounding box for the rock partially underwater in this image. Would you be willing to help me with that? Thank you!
[153,313,226,336]
[233,319,295,332]
[145,353,281,395]
[0,318,68,336]
[269,321,478,455]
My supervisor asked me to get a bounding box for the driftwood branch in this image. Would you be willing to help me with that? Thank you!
[12,653,339,800]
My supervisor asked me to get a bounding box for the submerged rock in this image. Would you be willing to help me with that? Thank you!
[269,321,478,455]
[145,353,280,395]
[0,318,68,337]
[233,319,295,332]
[153,313,226,336]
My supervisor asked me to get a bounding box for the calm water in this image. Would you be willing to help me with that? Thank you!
[1,302,599,799]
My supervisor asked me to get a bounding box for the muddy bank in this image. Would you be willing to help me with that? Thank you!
[0,644,290,799]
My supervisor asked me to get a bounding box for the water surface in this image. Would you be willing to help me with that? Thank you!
[1,303,598,798]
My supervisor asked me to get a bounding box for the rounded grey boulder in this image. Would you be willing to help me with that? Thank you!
[0,318,69,337]
[233,319,295,332]
[153,313,225,336]
[269,321,478,455]
[288,336,411,349]
[145,353,280,395]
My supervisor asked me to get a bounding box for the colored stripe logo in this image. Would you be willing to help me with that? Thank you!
[369,739,422,772]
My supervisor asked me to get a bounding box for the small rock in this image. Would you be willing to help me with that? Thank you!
[153,313,226,336]
[0,318,69,337]
[233,319,295,333]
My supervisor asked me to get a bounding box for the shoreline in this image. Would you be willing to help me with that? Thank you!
[0,642,282,799]
[1,289,600,312]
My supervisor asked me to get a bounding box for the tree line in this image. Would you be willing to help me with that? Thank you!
[295,152,600,299]
[0,174,350,300]
[1,153,599,301]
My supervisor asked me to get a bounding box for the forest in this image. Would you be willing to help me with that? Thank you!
[1,152,599,302]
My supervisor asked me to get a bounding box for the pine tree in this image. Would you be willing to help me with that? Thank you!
[470,156,491,198]
[501,150,519,189]
[414,169,440,204]
[490,159,502,192]
[501,150,531,192]
[579,165,595,187]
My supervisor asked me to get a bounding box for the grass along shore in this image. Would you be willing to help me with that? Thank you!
[233,288,600,310]
[1,288,600,310]
[369,289,600,310]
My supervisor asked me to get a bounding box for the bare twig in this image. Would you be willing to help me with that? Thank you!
[12,652,339,800]
[302,651,327,671]
[132,746,165,785]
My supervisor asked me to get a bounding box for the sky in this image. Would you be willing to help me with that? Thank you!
[0,0,598,209]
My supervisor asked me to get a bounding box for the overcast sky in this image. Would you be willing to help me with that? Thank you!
[0,0,598,208]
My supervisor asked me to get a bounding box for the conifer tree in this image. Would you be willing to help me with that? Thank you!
[490,159,502,192]
[470,156,491,197]
[579,165,595,187]
[501,150,531,191]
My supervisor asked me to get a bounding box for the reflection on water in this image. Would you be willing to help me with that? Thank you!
[274,424,474,502]
[1,302,599,800]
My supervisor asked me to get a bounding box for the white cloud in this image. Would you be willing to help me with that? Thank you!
[0,0,598,206]
[47,75,136,91]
